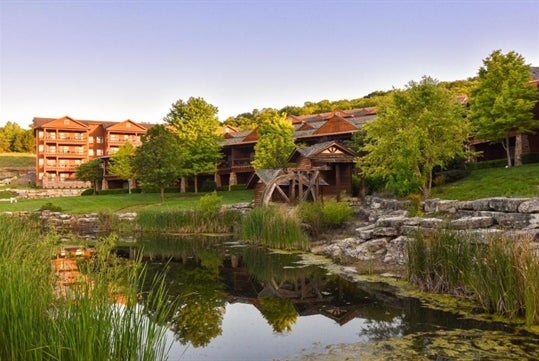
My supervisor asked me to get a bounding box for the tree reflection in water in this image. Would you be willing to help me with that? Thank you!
[135,233,530,360]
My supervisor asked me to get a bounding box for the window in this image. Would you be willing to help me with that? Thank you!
[96,149,103,156]
[89,136,94,143]
[89,149,94,156]
[96,137,104,144]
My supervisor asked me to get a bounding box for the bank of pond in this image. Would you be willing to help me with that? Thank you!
[1,204,539,360]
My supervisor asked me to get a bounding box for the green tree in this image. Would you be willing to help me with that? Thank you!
[108,142,136,194]
[132,125,183,203]
[0,122,34,153]
[359,76,469,198]
[469,50,539,167]
[164,97,222,193]
[251,109,296,170]
[75,158,103,194]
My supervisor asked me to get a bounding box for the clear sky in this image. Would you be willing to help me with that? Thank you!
[1,0,538,128]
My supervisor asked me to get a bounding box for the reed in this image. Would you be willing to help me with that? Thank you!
[0,216,176,361]
[407,230,539,326]
[241,205,309,250]
[137,208,241,234]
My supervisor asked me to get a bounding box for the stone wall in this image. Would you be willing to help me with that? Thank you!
[323,196,539,267]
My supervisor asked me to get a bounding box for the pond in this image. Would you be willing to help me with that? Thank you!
[134,234,538,361]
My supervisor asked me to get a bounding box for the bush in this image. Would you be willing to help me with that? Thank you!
[468,159,509,170]
[406,193,423,217]
[200,179,217,192]
[433,169,471,184]
[198,191,223,219]
[321,200,353,227]
[298,200,353,235]
[0,190,17,199]
[521,152,539,164]
[39,202,63,212]
[229,184,247,191]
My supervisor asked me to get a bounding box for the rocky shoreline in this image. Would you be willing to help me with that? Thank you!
[312,196,539,276]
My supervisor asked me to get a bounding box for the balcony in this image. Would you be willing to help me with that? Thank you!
[219,158,253,173]
[45,135,86,143]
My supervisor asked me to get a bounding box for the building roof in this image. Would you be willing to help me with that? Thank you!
[32,116,154,130]
[220,107,377,146]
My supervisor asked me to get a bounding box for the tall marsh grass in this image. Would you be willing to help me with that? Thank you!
[241,205,309,250]
[0,215,176,361]
[407,230,539,326]
[137,192,241,234]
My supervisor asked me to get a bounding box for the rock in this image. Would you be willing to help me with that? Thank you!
[488,197,527,212]
[356,224,375,240]
[372,226,399,237]
[450,216,494,230]
[518,199,539,213]
[478,211,530,229]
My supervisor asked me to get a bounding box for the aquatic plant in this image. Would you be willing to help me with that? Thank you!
[241,205,309,250]
[407,230,539,326]
[0,215,176,361]
[136,206,241,234]
[297,200,353,235]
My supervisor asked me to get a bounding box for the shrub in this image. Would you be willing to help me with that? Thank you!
[39,202,63,212]
[298,200,353,235]
[406,193,423,217]
[521,152,539,164]
[200,179,217,192]
[321,200,353,227]
[198,191,223,219]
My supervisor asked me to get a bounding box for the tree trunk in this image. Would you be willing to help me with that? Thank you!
[127,179,132,194]
[514,133,522,166]
[502,137,512,167]
[194,175,198,193]
[180,177,186,193]
[160,186,164,204]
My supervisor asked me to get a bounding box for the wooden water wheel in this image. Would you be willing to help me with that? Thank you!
[261,169,322,205]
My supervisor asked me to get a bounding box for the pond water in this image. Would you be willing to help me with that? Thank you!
[135,234,538,361]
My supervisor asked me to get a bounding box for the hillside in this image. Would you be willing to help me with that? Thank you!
[0,153,35,186]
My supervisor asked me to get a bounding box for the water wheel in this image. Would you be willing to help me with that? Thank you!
[261,169,321,205]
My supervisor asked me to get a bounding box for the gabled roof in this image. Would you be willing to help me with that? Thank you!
[289,141,358,163]
[33,116,89,130]
[312,115,358,136]
[105,119,148,132]
[241,128,260,143]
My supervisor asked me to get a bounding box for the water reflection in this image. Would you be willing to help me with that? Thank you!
[134,234,536,361]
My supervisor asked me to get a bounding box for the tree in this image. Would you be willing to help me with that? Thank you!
[108,142,136,194]
[0,122,34,153]
[132,125,183,203]
[164,97,222,193]
[75,159,103,194]
[358,76,469,198]
[469,50,539,167]
[251,109,296,170]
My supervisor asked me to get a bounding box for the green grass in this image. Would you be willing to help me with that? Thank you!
[431,163,539,200]
[0,216,176,360]
[0,190,253,214]
[407,231,539,327]
[0,153,35,167]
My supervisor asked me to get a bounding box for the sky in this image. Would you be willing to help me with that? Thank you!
[0,0,538,128]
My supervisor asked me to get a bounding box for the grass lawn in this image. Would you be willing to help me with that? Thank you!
[0,153,35,167]
[0,190,254,214]
[431,163,539,200]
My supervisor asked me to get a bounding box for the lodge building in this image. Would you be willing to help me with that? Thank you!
[32,68,539,195]
[33,116,151,189]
